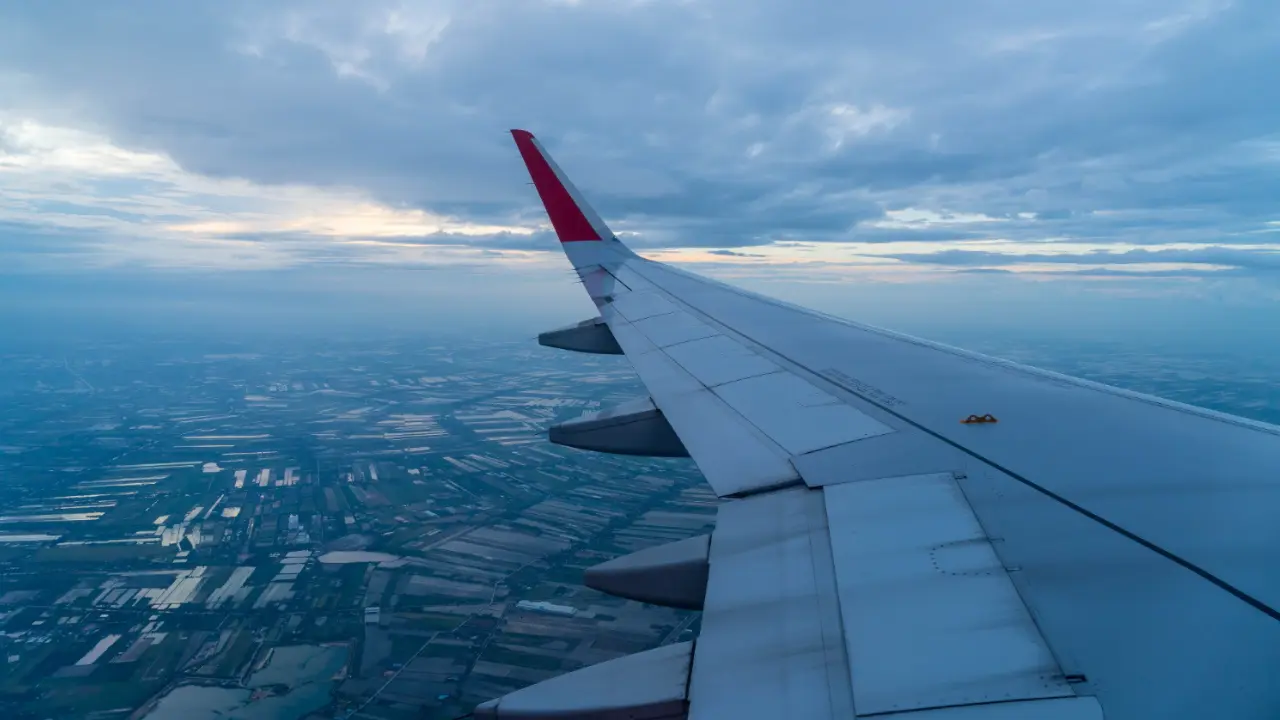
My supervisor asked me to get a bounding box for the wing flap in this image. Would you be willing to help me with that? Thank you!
[689,487,853,720]
[826,472,1074,713]
[888,698,1104,720]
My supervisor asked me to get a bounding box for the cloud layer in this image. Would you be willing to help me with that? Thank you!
[3,0,1280,275]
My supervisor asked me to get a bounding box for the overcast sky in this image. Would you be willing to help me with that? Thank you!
[3,0,1279,339]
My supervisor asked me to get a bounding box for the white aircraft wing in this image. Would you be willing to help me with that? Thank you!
[474,130,1280,720]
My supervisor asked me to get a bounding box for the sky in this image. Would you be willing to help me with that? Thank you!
[2,0,1279,344]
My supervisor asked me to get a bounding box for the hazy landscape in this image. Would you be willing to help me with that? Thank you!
[0,334,715,718]
[2,321,1277,718]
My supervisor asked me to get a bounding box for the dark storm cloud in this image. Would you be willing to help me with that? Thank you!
[3,0,1280,255]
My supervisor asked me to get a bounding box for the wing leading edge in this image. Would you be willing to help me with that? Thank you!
[473,130,1280,720]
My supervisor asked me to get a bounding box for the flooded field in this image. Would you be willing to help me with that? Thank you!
[140,644,348,720]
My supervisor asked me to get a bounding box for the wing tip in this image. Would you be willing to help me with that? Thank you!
[509,129,606,243]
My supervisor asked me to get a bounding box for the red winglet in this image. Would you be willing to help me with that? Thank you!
[511,129,602,242]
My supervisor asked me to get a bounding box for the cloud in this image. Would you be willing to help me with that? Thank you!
[0,114,538,268]
[2,0,1279,270]
[0,221,106,259]
[886,245,1280,271]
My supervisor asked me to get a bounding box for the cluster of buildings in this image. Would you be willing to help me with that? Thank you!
[0,338,716,719]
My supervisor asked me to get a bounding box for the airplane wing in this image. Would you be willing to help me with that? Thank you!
[475,130,1280,720]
